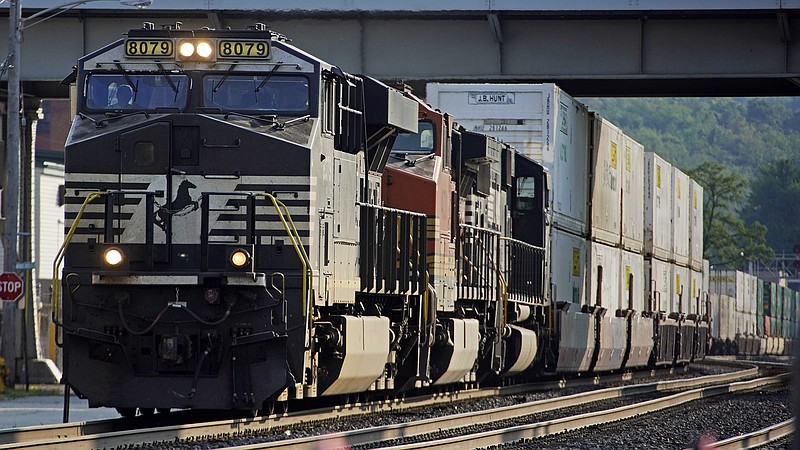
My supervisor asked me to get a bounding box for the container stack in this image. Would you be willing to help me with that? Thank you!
[427,83,655,371]
[644,153,674,314]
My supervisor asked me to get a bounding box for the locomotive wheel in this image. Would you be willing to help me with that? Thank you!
[157,408,171,414]
[138,408,155,416]
[116,407,137,418]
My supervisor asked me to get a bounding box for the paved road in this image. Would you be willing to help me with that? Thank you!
[0,391,118,429]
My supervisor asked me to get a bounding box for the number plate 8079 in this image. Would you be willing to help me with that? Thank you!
[218,40,270,59]
[125,39,174,57]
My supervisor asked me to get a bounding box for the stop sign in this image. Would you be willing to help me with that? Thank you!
[0,273,23,301]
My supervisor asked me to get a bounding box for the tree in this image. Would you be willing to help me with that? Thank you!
[745,158,800,251]
[688,161,774,270]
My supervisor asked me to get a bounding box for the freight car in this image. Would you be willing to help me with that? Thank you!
[708,270,799,356]
[56,24,708,416]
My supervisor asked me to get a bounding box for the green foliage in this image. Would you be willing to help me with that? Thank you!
[582,97,800,172]
[744,158,800,250]
[688,161,774,270]
[583,97,800,253]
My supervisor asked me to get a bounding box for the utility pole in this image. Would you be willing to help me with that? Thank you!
[2,0,22,388]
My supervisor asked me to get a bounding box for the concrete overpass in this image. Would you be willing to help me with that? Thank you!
[2,1,800,99]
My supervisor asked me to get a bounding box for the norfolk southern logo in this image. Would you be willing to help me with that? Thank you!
[155,180,199,231]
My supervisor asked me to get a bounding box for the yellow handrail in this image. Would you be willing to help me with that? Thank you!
[51,191,105,325]
[258,193,313,342]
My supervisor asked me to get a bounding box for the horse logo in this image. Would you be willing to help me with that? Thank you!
[155,179,199,231]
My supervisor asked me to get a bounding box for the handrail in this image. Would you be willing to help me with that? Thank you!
[51,191,106,327]
[498,236,545,252]
[259,193,313,346]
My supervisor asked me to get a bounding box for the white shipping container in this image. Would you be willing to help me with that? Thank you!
[689,180,704,270]
[672,167,691,267]
[427,83,590,235]
[587,242,621,310]
[736,309,745,336]
[551,228,587,305]
[720,295,736,340]
[646,258,673,314]
[710,293,721,339]
[746,273,758,316]
[672,264,691,314]
[728,296,739,338]
[621,134,645,253]
[588,114,622,246]
[690,268,704,315]
[746,311,755,335]
[620,250,645,312]
[644,153,673,261]
[709,270,746,313]
[744,275,757,336]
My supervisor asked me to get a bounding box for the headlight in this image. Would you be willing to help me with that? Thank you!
[104,248,125,267]
[178,41,195,58]
[230,249,251,268]
[176,39,215,61]
[196,41,213,58]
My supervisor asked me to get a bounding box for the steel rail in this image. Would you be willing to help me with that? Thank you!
[0,363,691,445]
[227,372,785,450]
[0,360,760,449]
[705,418,794,450]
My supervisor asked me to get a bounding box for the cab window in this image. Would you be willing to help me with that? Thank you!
[85,73,190,111]
[202,74,309,113]
[391,120,435,153]
[515,177,536,211]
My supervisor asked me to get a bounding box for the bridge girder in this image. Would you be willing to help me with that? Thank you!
[1,5,799,97]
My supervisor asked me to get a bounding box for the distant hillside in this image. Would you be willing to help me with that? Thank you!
[580,97,800,174]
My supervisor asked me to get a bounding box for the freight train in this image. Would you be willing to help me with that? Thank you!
[57,24,712,416]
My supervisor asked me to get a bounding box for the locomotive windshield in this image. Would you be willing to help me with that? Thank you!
[391,120,435,153]
[85,73,190,111]
[202,74,310,112]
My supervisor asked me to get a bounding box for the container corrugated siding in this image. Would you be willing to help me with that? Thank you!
[719,294,734,341]
[427,83,589,236]
[690,269,703,315]
[620,249,645,312]
[586,241,621,310]
[710,293,721,339]
[672,264,690,314]
[689,180,704,270]
[709,269,746,304]
[588,114,622,246]
[646,258,672,314]
[621,134,644,253]
[644,153,672,262]
[550,227,587,305]
[671,166,691,267]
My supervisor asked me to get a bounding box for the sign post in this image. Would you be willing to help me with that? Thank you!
[0,272,24,302]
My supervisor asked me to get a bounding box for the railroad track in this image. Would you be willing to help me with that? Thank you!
[221,373,788,449]
[0,360,768,449]
[707,418,794,450]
